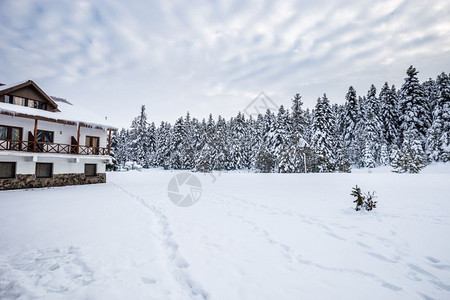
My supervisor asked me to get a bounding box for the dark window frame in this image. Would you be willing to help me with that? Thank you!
[37,130,54,143]
[84,164,97,177]
[35,163,53,178]
[0,125,23,150]
[85,136,100,155]
[0,162,16,179]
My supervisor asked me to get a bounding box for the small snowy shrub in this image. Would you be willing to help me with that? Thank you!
[364,191,377,211]
[351,185,364,211]
[351,185,377,211]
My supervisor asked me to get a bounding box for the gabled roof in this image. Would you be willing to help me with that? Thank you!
[0,80,117,130]
[0,80,59,111]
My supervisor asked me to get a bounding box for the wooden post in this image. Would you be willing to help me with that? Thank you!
[33,119,38,152]
[108,129,112,155]
[76,123,81,154]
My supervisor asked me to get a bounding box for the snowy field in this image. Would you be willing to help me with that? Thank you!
[1,165,450,299]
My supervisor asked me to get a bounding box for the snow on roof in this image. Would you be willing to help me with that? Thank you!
[0,101,117,130]
[0,80,29,92]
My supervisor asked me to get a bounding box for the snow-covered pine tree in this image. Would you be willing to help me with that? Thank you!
[146,122,156,167]
[343,86,360,164]
[423,78,438,118]
[363,139,376,169]
[195,143,214,172]
[213,116,229,170]
[113,128,131,165]
[393,128,427,173]
[170,117,186,169]
[254,140,275,173]
[364,84,383,166]
[334,137,351,173]
[272,105,291,172]
[427,72,450,161]
[290,93,307,145]
[390,144,401,172]
[353,96,367,168]
[230,112,246,169]
[129,105,151,167]
[241,115,254,169]
[311,94,335,172]
[437,72,450,161]
[180,112,195,170]
[379,143,389,166]
[379,83,400,146]
[399,66,430,143]
[154,122,172,169]
[278,140,295,173]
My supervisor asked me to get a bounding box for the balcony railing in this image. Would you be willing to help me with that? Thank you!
[0,139,109,155]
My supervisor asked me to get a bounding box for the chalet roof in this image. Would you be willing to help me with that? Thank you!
[0,81,117,130]
[0,80,59,111]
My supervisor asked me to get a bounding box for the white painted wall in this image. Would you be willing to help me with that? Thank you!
[1,114,111,176]
[0,153,107,175]
[0,115,108,147]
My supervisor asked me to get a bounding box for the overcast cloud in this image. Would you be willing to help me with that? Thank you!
[0,0,449,127]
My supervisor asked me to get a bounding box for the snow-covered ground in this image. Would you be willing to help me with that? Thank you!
[1,165,450,299]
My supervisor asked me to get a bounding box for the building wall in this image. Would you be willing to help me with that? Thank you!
[0,153,109,190]
[0,114,108,147]
[0,154,107,174]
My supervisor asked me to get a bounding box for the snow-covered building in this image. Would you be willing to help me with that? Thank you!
[0,80,117,190]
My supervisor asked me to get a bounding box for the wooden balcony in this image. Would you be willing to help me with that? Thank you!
[0,139,110,155]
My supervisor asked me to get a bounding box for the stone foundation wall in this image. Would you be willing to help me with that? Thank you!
[0,173,106,191]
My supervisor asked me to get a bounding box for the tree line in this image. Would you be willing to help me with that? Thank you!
[110,66,450,173]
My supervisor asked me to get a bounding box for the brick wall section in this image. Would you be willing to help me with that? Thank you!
[0,173,106,190]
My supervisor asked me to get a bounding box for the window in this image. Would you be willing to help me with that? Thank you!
[0,162,16,178]
[84,164,97,177]
[86,136,100,154]
[28,100,39,108]
[0,126,7,139]
[0,125,22,150]
[37,130,54,143]
[4,94,47,110]
[12,96,25,106]
[36,163,52,178]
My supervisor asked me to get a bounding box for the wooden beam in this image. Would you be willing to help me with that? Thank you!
[33,119,38,152]
[76,123,81,154]
[108,128,112,155]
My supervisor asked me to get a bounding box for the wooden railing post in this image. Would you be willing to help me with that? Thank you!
[76,123,81,154]
[33,119,38,152]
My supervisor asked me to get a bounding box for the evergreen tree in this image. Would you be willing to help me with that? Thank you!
[335,137,351,172]
[364,84,383,165]
[399,66,430,142]
[129,105,150,166]
[272,105,291,171]
[379,143,389,166]
[311,94,335,172]
[380,83,400,146]
[254,141,275,173]
[427,72,450,161]
[195,143,213,172]
[393,128,427,173]
[343,86,360,164]
[290,93,307,146]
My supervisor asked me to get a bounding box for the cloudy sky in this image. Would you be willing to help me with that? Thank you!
[1,0,449,127]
